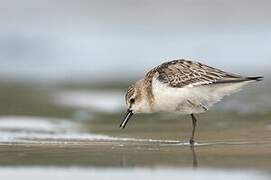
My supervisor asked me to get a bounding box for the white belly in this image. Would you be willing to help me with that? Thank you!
[152,78,250,114]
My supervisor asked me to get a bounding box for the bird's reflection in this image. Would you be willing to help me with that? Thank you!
[190,145,198,168]
[118,142,199,168]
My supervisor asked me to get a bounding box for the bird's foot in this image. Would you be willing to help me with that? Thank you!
[189,139,195,145]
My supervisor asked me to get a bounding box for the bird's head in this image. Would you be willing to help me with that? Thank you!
[120,79,151,128]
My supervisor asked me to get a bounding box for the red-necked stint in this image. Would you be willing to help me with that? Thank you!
[120,59,263,145]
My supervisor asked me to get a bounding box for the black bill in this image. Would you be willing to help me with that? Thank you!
[120,109,134,128]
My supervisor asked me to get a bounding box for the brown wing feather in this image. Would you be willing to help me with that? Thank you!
[146,59,246,88]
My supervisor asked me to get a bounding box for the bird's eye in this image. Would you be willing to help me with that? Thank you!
[129,98,135,104]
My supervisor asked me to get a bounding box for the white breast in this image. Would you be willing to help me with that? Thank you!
[151,78,250,114]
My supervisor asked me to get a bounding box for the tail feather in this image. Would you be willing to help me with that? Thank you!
[211,76,263,85]
[246,76,264,81]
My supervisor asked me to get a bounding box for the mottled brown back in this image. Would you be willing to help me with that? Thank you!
[145,59,246,88]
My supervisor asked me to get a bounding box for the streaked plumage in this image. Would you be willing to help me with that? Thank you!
[148,59,250,87]
[121,59,263,144]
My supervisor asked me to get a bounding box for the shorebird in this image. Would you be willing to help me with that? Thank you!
[120,59,263,145]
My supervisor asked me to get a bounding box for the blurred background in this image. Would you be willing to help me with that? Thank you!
[0,0,270,179]
[1,0,271,82]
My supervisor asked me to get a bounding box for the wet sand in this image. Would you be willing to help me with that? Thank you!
[0,138,270,170]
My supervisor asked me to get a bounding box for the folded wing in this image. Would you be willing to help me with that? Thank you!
[148,59,259,88]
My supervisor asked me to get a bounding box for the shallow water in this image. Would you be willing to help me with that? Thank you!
[0,81,270,179]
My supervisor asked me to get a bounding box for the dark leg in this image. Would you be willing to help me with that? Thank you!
[189,114,197,145]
